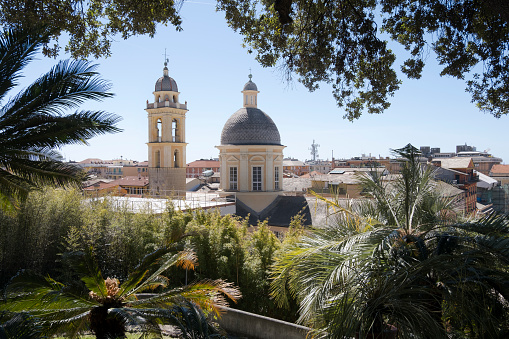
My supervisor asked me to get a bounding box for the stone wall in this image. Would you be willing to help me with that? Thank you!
[149,167,186,193]
[217,307,311,339]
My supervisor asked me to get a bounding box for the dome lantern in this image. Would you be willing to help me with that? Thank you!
[242,74,259,108]
[155,61,178,92]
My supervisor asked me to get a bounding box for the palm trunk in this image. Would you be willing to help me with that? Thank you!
[89,304,126,339]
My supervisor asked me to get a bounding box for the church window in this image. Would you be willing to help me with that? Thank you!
[274,166,279,190]
[174,150,179,168]
[164,95,169,101]
[155,150,161,168]
[252,166,262,191]
[172,119,178,142]
[245,95,247,105]
[156,119,162,142]
[173,95,178,102]
[229,167,238,191]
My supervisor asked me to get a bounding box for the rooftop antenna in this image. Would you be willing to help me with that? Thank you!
[309,139,320,162]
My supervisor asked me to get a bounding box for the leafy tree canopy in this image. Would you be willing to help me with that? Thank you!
[218,0,509,120]
[0,0,183,58]
[2,0,509,120]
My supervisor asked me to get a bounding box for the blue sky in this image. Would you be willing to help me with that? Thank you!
[17,1,508,164]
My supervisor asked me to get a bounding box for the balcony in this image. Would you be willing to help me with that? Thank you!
[146,101,187,110]
[106,171,123,176]
[155,136,181,143]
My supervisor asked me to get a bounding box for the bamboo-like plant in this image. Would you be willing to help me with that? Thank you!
[1,244,241,338]
[271,145,509,338]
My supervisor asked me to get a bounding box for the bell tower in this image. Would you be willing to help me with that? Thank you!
[145,60,188,194]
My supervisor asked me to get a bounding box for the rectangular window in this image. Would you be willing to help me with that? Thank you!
[229,167,238,190]
[253,166,262,191]
[274,166,280,190]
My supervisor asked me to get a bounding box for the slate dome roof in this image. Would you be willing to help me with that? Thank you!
[243,79,258,91]
[155,67,178,92]
[221,107,281,145]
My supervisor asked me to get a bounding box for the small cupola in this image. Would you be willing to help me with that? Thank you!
[155,60,178,92]
[242,74,259,108]
[153,60,180,104]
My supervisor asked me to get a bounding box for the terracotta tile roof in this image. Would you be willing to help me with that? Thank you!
[79,158,105,164]
[187,160,220,168]
[111,176,150,187]
[299,171,323,178]
[83,181,118,190]
[490,164,509,175]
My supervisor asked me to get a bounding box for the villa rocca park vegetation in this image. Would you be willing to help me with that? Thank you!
[2,146,509,338]
[1,21,509,339]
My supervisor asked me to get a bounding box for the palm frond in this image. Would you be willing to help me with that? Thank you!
[0,311,41,339]
[0,27,47,103]
[119,247,177,297]
[0,110,121,151]
[129,279,241,317]
[0,59,112,120]
[63,250,108,298]
[0,27,120,208]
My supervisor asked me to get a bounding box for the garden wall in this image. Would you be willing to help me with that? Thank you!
[217,306,311,339]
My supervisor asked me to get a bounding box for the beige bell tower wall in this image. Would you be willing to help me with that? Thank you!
[146,63,188,194]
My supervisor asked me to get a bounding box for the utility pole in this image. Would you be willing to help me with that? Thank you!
[309,139,320,162]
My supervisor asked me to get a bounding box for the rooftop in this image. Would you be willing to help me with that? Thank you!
[432,157,473,169]
[187,159,220,168]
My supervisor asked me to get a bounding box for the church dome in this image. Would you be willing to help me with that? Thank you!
[221,107,281,145]
[243,79,258,91]
[155,66,178,92]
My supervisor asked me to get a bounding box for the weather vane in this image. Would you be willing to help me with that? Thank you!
[248,67,252,79]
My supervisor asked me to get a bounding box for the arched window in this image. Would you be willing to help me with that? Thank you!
[245,95,247,105]
[155,150,161,168]
[173,95,178,103]
[156,119,162,142]
[174,150,179,168]
[172,119,178,142]
[164,95,169,102]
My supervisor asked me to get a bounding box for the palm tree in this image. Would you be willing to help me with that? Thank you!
[0,26,121,209]
[271,145,509,338]
[1,245,241,338]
